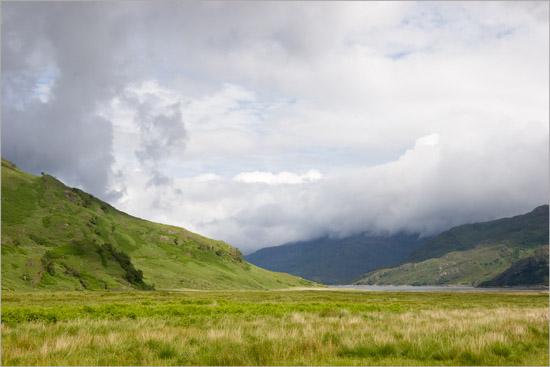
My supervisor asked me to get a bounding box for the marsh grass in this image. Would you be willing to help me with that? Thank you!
[1,290,548,365]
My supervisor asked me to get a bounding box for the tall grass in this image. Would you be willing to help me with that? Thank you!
[1,289,548,366]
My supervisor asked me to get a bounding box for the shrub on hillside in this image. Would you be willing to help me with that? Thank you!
[98,243,153,290]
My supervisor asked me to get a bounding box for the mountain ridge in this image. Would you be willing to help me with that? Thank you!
[355,205,549,286]
[403,205,549,264]
[245,232,427,284]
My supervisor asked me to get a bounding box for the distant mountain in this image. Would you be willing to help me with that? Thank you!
[244,232,427,284]
[356,206,549,286]
[479,245,549,287]
[404,205,549,263]
[1,158,313,291]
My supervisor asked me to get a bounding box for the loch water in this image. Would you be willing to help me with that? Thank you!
[330,285,543,291]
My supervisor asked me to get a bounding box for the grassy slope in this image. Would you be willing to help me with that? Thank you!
[2,290,548,366]
[1,159,312,291]
[480,245,549,287]
[245,232,427,284]
[356,243,539,286]
[356,206,549,286]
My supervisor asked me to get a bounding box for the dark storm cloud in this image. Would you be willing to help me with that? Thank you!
[1,0,322,196]
[1,0,276,196]
[1,1,136,198]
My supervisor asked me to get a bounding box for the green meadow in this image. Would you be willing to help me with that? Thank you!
[1,289,548,366]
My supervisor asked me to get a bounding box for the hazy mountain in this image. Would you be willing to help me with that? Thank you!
[245,232,427,284]
[1,159,313,291]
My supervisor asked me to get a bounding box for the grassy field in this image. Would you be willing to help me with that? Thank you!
[1,289,548,366]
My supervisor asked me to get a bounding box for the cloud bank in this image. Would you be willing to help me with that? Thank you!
[2,1,548,253]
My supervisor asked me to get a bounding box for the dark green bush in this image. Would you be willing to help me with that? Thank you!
[99,243,153,290]
[41,251,55,276]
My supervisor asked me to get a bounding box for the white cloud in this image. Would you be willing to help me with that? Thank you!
[112,124,547,254]
[415,133,440,148]
[233,170,322,185]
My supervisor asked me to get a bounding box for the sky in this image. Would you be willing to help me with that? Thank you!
[2,1,549,254]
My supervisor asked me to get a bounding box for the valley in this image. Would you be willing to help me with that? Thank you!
[246,203,549,287]
[1,158,548,366]
[244,232,427,284]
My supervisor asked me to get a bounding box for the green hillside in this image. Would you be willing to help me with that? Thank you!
[479,245,549,287]
[1,159,313,291]
[355,206,549,286]
[404,205,548,264]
